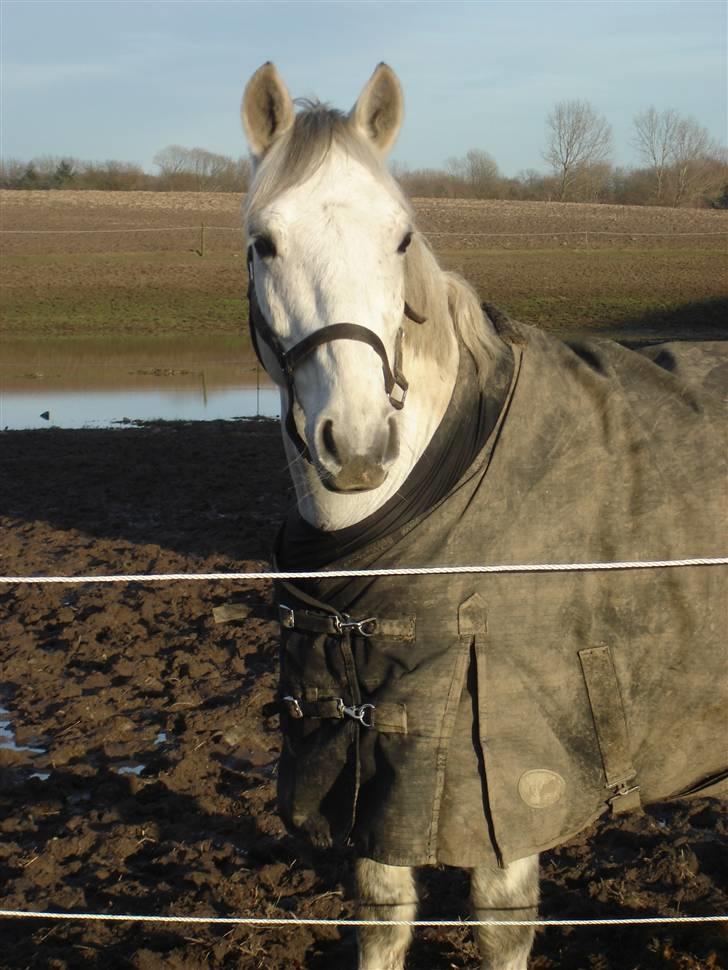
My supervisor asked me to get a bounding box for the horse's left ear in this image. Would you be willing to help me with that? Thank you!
[350,63,404,155]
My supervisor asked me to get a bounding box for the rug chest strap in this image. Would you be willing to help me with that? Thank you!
[578,646,641,814]
[262,696,407,734]
[278,603,415,641]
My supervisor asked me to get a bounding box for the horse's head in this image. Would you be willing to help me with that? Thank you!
[241,64,460,529]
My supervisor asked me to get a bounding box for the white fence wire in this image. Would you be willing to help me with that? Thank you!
[1,226,726,237]
[2,554,726,930]
[0,910,725,928]
[1,556,726,586]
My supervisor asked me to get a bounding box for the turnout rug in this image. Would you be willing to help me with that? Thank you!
[270,318,728,868]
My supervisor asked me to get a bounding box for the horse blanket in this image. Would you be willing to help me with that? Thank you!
[270,319,727,868]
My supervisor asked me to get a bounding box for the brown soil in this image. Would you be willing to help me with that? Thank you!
[2,192,726,344]
[0,422,725,969]
[1,190,726,255]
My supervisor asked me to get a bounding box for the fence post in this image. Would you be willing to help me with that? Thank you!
[584,230,589,250]
[199,222,206,258]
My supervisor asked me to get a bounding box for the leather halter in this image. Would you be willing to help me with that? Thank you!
[246,247,426,462]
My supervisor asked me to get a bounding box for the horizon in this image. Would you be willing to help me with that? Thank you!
[1,0,726,179]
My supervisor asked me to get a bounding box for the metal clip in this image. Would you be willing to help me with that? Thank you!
[338,701,375,728]
[335,614,378,637]
[282,695,303,719]
[607,780,641,815]
[279,605,295,629]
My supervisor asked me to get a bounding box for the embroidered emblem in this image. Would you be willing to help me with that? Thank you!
[518,769,566,808]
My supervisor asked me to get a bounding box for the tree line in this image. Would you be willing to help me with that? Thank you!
[395,104,726,208]
[0,146,253,193]
[1,104,725,207]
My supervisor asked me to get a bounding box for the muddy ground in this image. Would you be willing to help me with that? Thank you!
[0,421,726,969]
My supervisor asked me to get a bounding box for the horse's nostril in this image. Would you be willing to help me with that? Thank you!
[321,419,340,463]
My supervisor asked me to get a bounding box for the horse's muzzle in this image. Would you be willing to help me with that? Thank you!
[316,416,398,492]
[323,456,389,493]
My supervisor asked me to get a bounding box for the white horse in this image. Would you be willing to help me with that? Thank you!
[240,63,726,970]
[241,61,537,970]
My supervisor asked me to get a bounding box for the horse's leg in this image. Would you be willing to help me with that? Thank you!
[470,854,539,970]
[355,857,417,970]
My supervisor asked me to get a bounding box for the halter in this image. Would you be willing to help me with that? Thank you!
[246,247,426,462]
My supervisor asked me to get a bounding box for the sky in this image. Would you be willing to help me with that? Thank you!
[1,0,726,177]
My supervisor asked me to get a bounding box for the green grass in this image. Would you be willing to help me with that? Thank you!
[2,248,726,340]
[1,252,249,337]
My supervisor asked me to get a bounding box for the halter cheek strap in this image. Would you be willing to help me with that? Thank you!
[246,248,425,463]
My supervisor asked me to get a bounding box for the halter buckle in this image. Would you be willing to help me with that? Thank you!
[389,381,408,410]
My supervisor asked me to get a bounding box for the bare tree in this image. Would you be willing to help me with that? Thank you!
[447,149,500,198]
[633,107,679,202]
[669,117,720,206]
[544,100,613,201]
[633,108,725,206]
[153,145,191,188]
[153,145,251,191]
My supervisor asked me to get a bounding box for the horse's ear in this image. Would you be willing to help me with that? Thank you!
[241,62,295,161]
[350,63,403,155]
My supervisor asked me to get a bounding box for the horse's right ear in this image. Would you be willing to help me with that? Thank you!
[241,62,294,162]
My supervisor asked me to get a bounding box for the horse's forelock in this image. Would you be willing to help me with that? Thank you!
[245,100,409,223]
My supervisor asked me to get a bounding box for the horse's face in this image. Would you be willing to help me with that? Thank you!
[248,154,412,491]
[242,64,413,498]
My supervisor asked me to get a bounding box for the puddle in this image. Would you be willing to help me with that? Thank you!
[0,706,47,755]
[154,732,167,745]
[116,764,146,776]
[1,334,280,429]
[1,386,280,429]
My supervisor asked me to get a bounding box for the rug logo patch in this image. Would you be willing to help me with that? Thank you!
[518,769,566,808]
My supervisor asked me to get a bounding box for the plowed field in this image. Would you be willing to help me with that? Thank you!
[1,191,726,340]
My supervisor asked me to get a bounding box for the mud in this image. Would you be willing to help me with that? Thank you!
[0,421,725,969]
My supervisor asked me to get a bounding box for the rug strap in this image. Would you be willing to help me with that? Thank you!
[578,646,641,815]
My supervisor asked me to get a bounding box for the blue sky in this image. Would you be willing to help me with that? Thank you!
[1,0,726,176]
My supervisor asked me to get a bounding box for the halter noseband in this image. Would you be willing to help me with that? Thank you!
[246,247,426,462]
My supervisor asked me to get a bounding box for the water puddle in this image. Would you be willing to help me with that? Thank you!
[0,706,47,756]
[2,386,280,429]
[116,764,146,776]
[1,334,280,429]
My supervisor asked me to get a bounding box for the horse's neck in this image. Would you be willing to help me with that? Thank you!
[288,326,460,532]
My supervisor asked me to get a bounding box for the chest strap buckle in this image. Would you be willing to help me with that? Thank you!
[338,700,375,727]
[334,614,378,637]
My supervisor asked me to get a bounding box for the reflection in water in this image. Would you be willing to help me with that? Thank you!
[1,334,281,429]
[2,387,280,429]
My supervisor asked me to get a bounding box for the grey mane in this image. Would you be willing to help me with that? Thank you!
[245,101,502,386]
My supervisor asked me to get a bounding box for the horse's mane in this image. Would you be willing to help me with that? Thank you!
[245,101,501,387]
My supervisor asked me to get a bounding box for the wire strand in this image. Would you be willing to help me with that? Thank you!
[0,557,725,586]
[0,909,725,927]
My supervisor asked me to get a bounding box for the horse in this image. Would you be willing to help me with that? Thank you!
[240,63,727,970]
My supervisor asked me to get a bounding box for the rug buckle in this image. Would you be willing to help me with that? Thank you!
[335,614,378,637]
[338,700,376,728]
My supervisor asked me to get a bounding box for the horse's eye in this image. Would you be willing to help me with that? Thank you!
[253,235,277,259]
[397,231,413,254]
